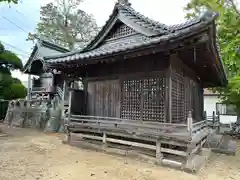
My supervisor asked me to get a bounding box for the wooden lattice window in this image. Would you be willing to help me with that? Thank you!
[121,79,142,120]
[171,72,185,123]
[121,77,165,122]
[107,23,136,40]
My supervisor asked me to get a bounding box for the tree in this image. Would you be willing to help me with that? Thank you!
[184,0,240,115]
[3,83,27,100]
[28,0,99,50]
[0,42,27,100]
[0,0,18,3]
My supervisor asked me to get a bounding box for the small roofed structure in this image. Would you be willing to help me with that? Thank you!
[45,1,227,171]
[23,39,69,75]
[22,39,69,100]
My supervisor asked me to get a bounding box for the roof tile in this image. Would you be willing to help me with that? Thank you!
[45,4,217,64]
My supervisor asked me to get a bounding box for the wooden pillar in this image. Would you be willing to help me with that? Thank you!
[140,89,143,122]
[102,131,107,148]
[156,140,163,164]
[212,111,215,128]
[61,79,67,117]
[165,68,172,123]
[201,88,204,120]
[67,87,73,125]
[83,74,88,115]
[169,71,172,123]
[203,111,207,120]
[216,111,220,132]
[187,111,193,138]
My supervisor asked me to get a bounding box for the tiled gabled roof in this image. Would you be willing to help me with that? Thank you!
[45,3,218,64]
[22,39,70,73]
[117,4,169,35]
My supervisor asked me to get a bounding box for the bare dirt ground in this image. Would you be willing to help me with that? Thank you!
[0,125,240,180]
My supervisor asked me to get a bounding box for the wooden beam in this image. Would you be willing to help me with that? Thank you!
[162,159,183,168]
[73,133,103,141]
[70,115,188,127]
[106,137,156,150]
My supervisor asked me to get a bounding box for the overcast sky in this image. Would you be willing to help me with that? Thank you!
[0,0,195,82]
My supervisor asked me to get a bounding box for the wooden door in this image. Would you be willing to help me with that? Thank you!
[88,80,120,117]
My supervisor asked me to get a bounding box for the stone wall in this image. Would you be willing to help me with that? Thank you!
[4,98,64,132]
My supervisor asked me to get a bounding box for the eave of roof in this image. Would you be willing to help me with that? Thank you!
[22,42,40,73]
[22,39,70,73]
[45,4,214,63]
[204,89,220,95]
[41,40,69,53]
[45,11,217,64]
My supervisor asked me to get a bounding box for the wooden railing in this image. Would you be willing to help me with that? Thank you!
[68,115,190,141]
[32,87,47,92]
[204,111,220,131]
[66,112,212,166]
[192,120,208,133]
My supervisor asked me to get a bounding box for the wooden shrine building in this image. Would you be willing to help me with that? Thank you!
[45,0,227,169]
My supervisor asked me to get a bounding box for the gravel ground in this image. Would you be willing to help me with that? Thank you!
[0,125,240,180]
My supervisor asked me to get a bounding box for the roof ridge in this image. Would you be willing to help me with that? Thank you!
[117,3,169,32]
[41,39,70,52]
[167,10,218,32]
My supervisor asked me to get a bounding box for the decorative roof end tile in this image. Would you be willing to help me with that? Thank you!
[118,0,131,6]
[200,10,217,21]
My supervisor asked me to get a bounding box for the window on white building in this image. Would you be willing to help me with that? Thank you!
[216,103,237,115]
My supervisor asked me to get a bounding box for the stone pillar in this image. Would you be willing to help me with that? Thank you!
[27,74,31,100]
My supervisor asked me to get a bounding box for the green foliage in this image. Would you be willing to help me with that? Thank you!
[0,42,23,70]
[0,42,27,100]
[0,50,23,69]
[185,0,240,113]
[28,0,99,50]
[3,82,27,100]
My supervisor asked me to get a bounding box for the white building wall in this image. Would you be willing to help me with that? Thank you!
[204,95,219,116]
[204,95,237,124]
[219,115,237,124]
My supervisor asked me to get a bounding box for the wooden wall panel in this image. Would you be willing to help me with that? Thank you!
[87,80,120,117]
[170,55,203,123]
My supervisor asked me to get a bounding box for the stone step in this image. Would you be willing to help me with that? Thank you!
[212,139,237,155]
[219,135,231,149]
[185,148,211,173]
[204,134,223,149]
